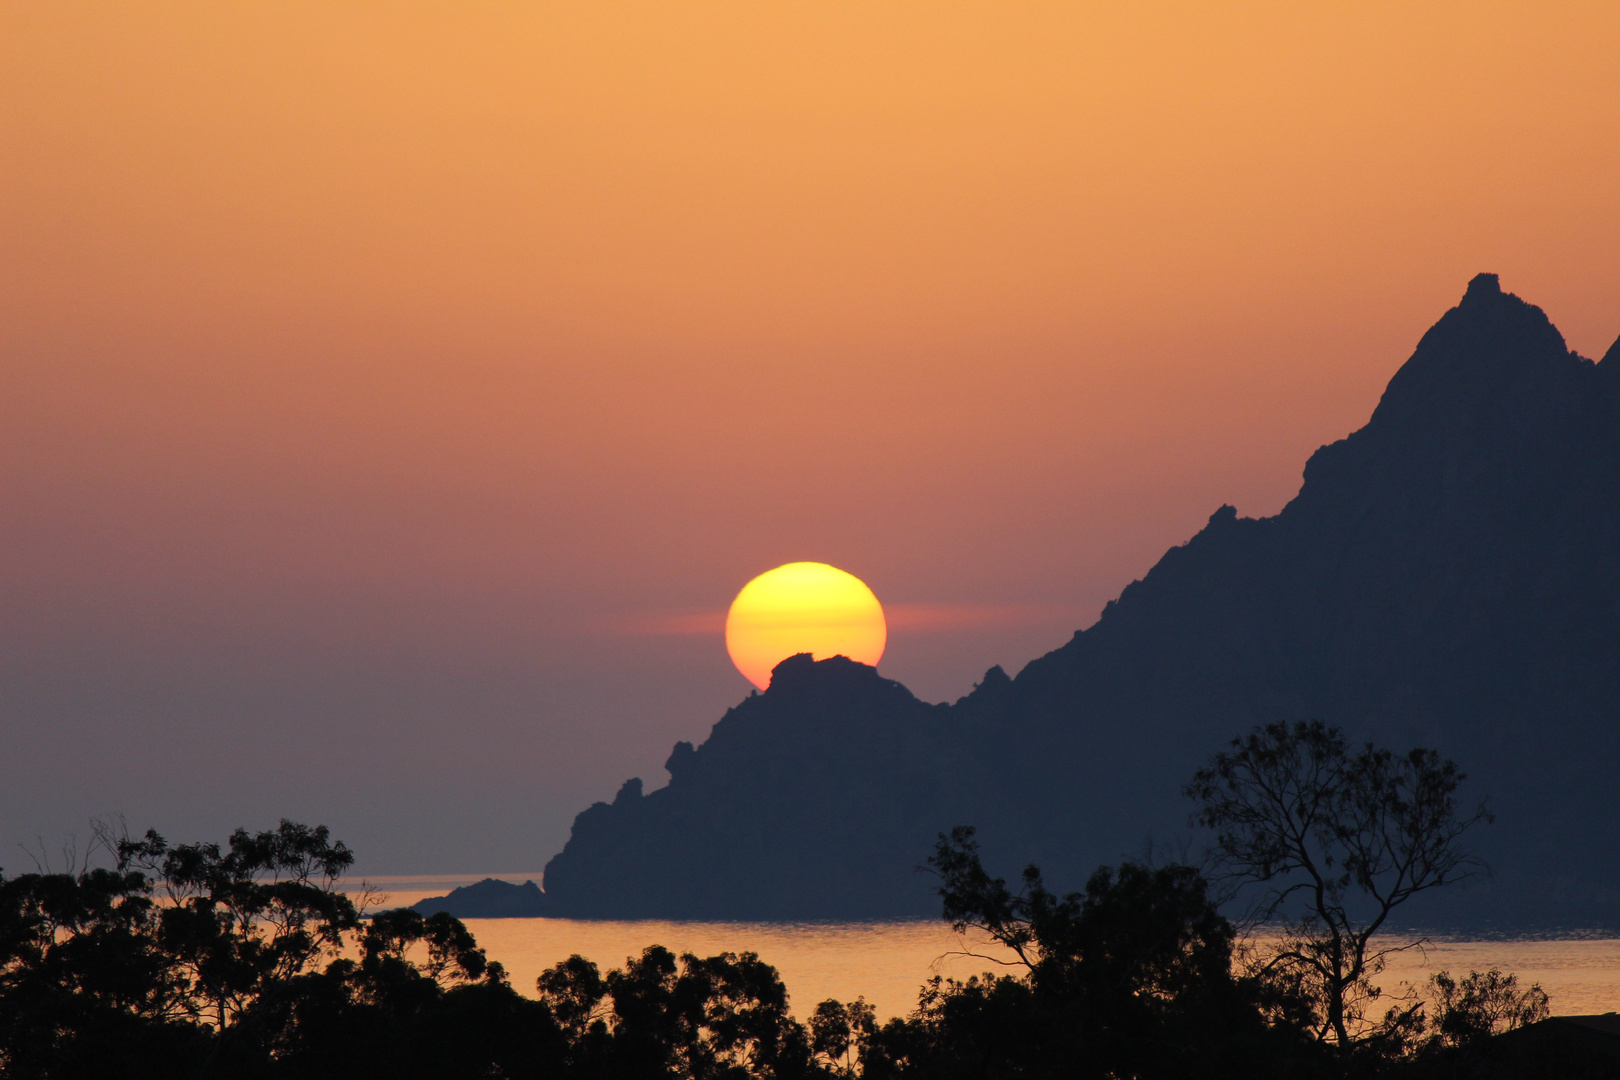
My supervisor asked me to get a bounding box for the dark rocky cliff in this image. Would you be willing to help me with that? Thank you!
[540,654,956,918]
[540,275,1620,927]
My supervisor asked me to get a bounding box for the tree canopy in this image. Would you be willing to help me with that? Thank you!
[2,723,1570,1079]
[1186,720,1496,1055]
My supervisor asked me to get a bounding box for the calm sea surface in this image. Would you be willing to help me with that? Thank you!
[362,876,1620,1022]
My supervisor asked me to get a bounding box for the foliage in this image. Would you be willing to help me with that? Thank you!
[809,996,875,1076]
[0,818,847,1079]
[1,788,1551,1080]
[857,826,1321,1080]
[117,820,364,1036]
[0,860,208,1077]
[1186,721,1493,1057]
[536,944,826,1079]
[1423,968,1549,1051]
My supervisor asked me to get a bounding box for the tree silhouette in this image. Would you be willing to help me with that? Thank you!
[1186,721,1493,1055]
[0,859,209,1075]
[115,820,362,1037]
[3,806,1563,1078]
[0,820,562,1079]
[858,826,1313,1079]
[535,945,824,1079]
[809,997,875,1077]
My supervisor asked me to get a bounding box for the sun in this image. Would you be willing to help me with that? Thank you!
[724,562,887,689]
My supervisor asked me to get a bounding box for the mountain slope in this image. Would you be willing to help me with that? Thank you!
[540,275,1620,926]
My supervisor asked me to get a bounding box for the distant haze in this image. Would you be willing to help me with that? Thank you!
[2,3,1617,874]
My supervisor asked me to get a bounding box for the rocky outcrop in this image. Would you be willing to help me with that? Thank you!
[411,878,549,918]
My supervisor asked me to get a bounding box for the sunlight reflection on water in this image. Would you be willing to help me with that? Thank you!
[355,878,1620,1021]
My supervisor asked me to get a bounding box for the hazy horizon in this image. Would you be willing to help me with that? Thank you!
[4,2,1618,876]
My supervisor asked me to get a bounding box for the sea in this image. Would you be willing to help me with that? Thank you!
[360,875,1620,1022]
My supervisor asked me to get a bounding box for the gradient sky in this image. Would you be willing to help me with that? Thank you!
[4,2,1617,875]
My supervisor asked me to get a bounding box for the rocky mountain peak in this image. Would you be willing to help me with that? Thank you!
[535,277,1620,926]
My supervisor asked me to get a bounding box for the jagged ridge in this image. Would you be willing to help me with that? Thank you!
[539,276,1620,926]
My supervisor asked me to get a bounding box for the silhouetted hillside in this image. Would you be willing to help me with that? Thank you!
[411,877,548,918]
[542,654,953,918]
[541,275,1620,926]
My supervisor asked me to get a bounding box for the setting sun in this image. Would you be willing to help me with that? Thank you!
[724,562,887,689]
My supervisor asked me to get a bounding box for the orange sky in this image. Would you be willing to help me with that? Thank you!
[3,2,1617,872]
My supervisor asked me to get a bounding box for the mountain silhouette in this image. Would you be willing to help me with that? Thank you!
[540,275,1620,926]
[411,877,548,918]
